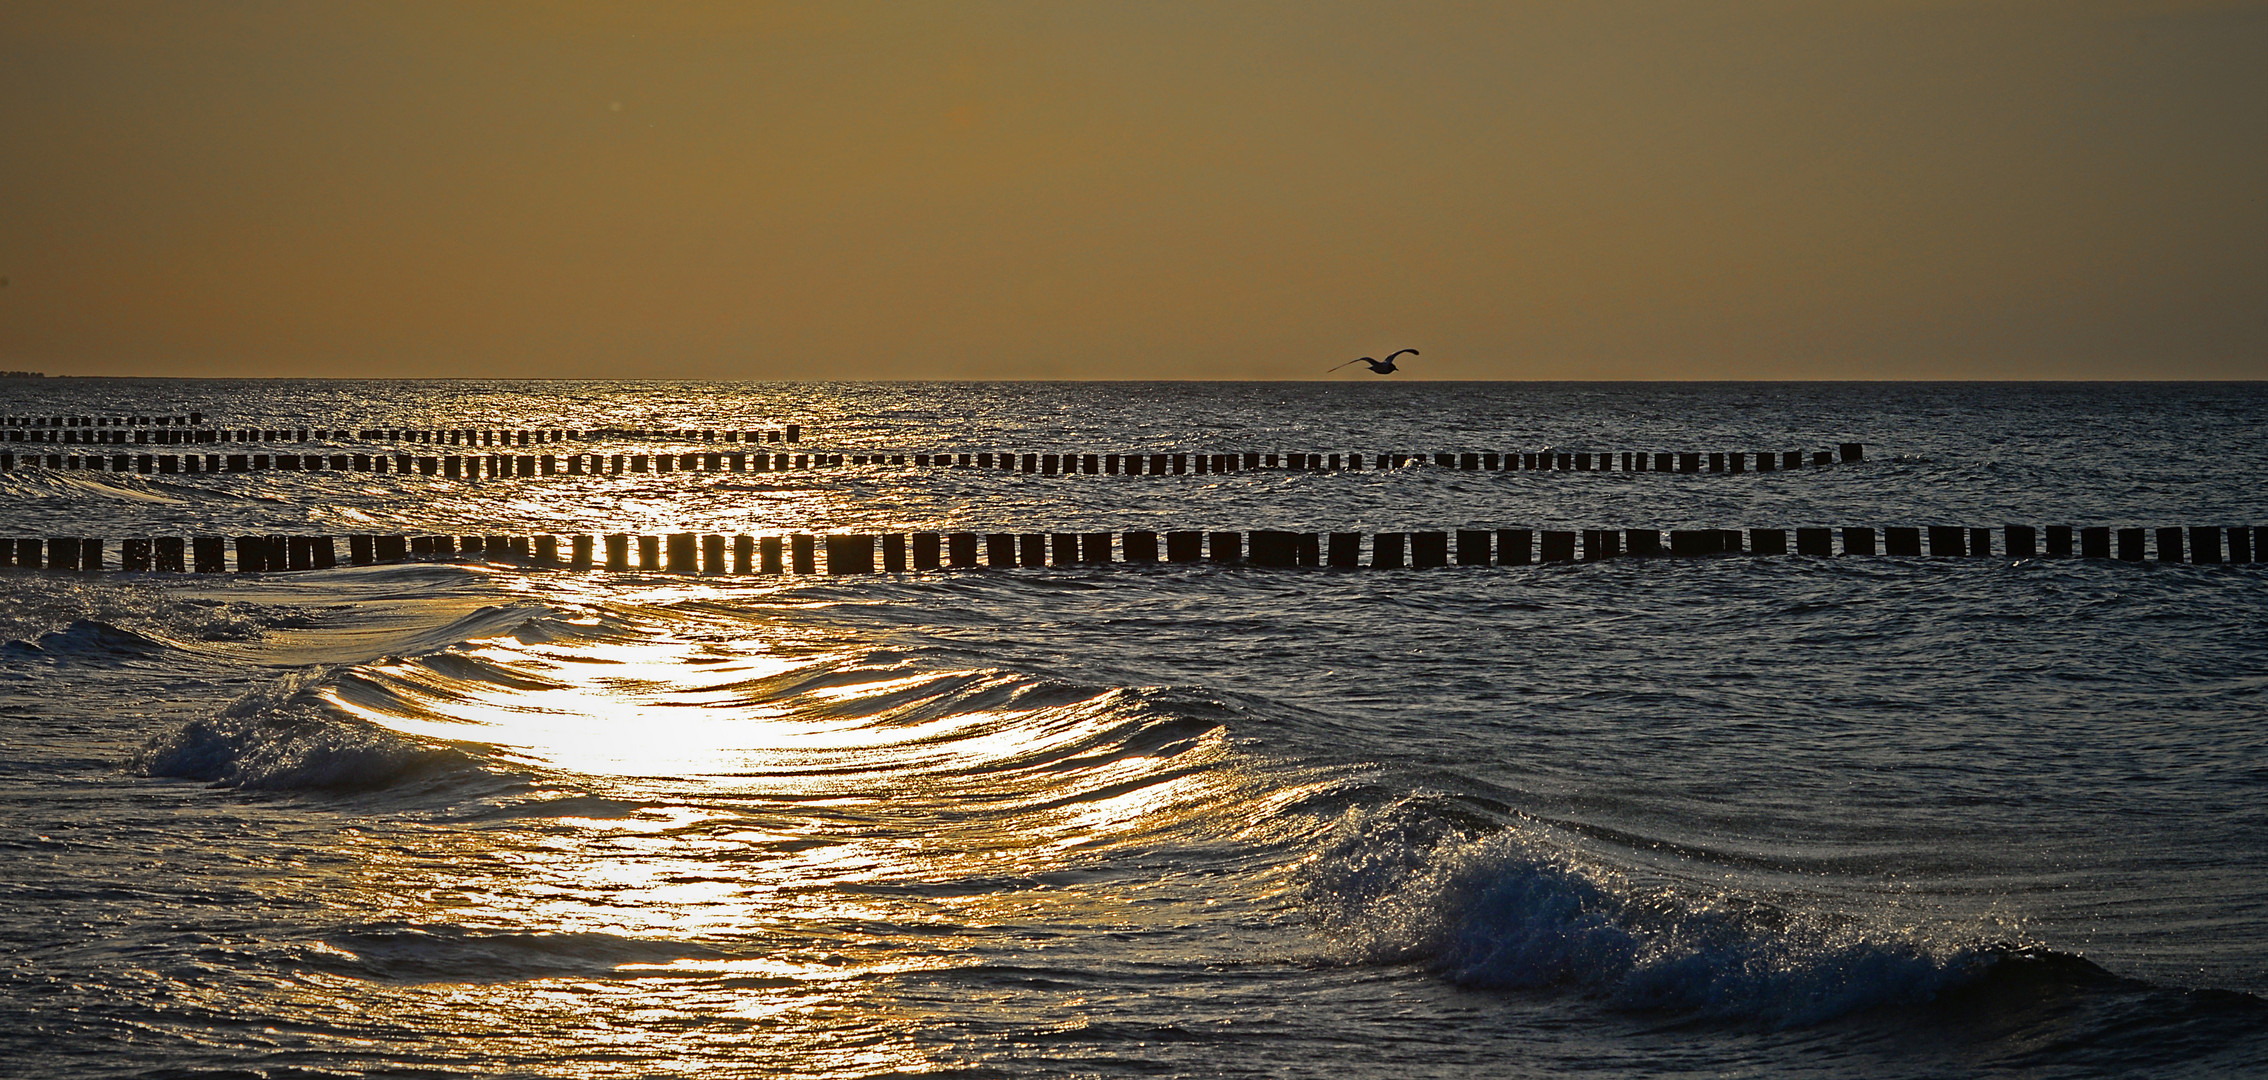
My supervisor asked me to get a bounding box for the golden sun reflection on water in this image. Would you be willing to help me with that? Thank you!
[287,589,1280,1075]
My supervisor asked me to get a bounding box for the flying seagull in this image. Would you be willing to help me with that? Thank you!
[1328,348,1417,375]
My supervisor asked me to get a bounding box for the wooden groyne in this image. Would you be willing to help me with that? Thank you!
[2,424,800,447]
[6,523,2257,573]
[0,443,1867,480]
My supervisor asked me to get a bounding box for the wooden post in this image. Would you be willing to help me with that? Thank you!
[731,534,753,573]
[2081,526,2110,559]
[1051,533,1078,565]
[231,536,261,573]
[1497,529,1533,564]
[1328,532,1361,567]
[2116,528,2144,561]
[1297,532,1320,566]
[1166,531,1202,562]
[2189,526,2222,564]
[1208,531,1241,563]
[2230,527,2254,564]
[1796,528,1833,556]
[1123,530,1159,562]
[986,533,1016,568]
[948,533,978,568]
[1014,533,1042,567]
[1372,532,1405,569]
[1620,528,1660,557]
[1249,530,1296,567]
[1454,530,1491,565]
[1708,452,1724,473]
[1928,526,1965,557]
[828,534,875,573]
[1668,530,1721,556]
[156,536,186,571]
[1841,443,1864,462]
[312,537,337,569]
[883,533,907,572]
[2155,527,2183,563]
[1579,529,1608,561]
[701,534,725,573]
[288,536,314,571]
[2039,526,2067,557]
[1081,532,1110,563]
[1886,527,1922,556]
[912,532,941,569]
[1843,527,1877,556]
[1968,528,1991,558]
[761,535,785,573]
[1728,452,1745,473]
[1539,530,1576,563]
[1751,528,1787,555]
[532,535,558,567]
[792,533,816,573]
[121,538,150,571]
[602,534,628,571]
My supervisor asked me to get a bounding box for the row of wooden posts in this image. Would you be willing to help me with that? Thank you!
[0,443,1867,479]
[6,525,2258,573]
[3,424,800,446]
[4,414,203,427]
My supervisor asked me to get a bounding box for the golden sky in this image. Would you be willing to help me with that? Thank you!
[2,1,2263,379]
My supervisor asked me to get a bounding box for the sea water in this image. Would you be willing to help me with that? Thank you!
[1,381,2263,1077]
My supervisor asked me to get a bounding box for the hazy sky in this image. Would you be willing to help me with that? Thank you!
[3,1,2263,379]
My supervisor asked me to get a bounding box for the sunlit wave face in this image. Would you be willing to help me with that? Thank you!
[292,576,1320,1075]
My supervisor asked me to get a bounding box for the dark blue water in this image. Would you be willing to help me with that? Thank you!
[2,381,2263,1077]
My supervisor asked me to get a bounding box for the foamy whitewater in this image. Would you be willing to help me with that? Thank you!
[2,381,2263,1077]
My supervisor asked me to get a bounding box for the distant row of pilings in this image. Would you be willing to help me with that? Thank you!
[5,414,203,427]
[0,445,1867,478]
[3,424,799,446]
[7,525,2259,573]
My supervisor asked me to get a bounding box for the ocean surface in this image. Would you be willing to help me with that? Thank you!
[2,380,2264,1078]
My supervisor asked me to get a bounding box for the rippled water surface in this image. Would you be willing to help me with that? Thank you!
[2,381,2264,1078]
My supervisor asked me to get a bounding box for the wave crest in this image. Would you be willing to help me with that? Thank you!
[133,669,483,791]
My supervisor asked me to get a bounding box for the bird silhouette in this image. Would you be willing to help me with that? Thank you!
[1328,348,1417,375]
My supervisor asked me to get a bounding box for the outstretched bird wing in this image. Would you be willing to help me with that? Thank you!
[1327,356,1376,372]
[1383,348,1420,363]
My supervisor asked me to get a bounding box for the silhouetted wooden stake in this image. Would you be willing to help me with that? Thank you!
[1668,530,1721,556]
[2189,526,2221,564]
[911,532,940,570]
[1249,530,1296,567]
[2229,527,2254,564]
[1843,527,1877,556]
[1206,531,1239,563]
[2080,527,2110,559]
[947,532,977,568]
[1928,526,1966,557]
[1968,528,1991,558]
[2156,527,2183,563]
[1408,531,1446,568]
[2117,528,2145,561]
[156,537,186,572]
[1498,529,1534,564]
[1456,530,1491,565]
[1540,530,1576,563]
[986,533,1015,568]
[1626,529,1664,557]
[1298,532,1320,566]
[701,534,725,573]
[1050,532,1077,565]
[828,534,875,573]
[1082,532,1110,563]
[760,535,784,574]
[792,533,816,573]
[1886,527,1922,556]
[882,533,907,572]
[1751,528,1787,555]
[1124,530,1159,562]
[121,538,149,571]
[1372,532,1406,569]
